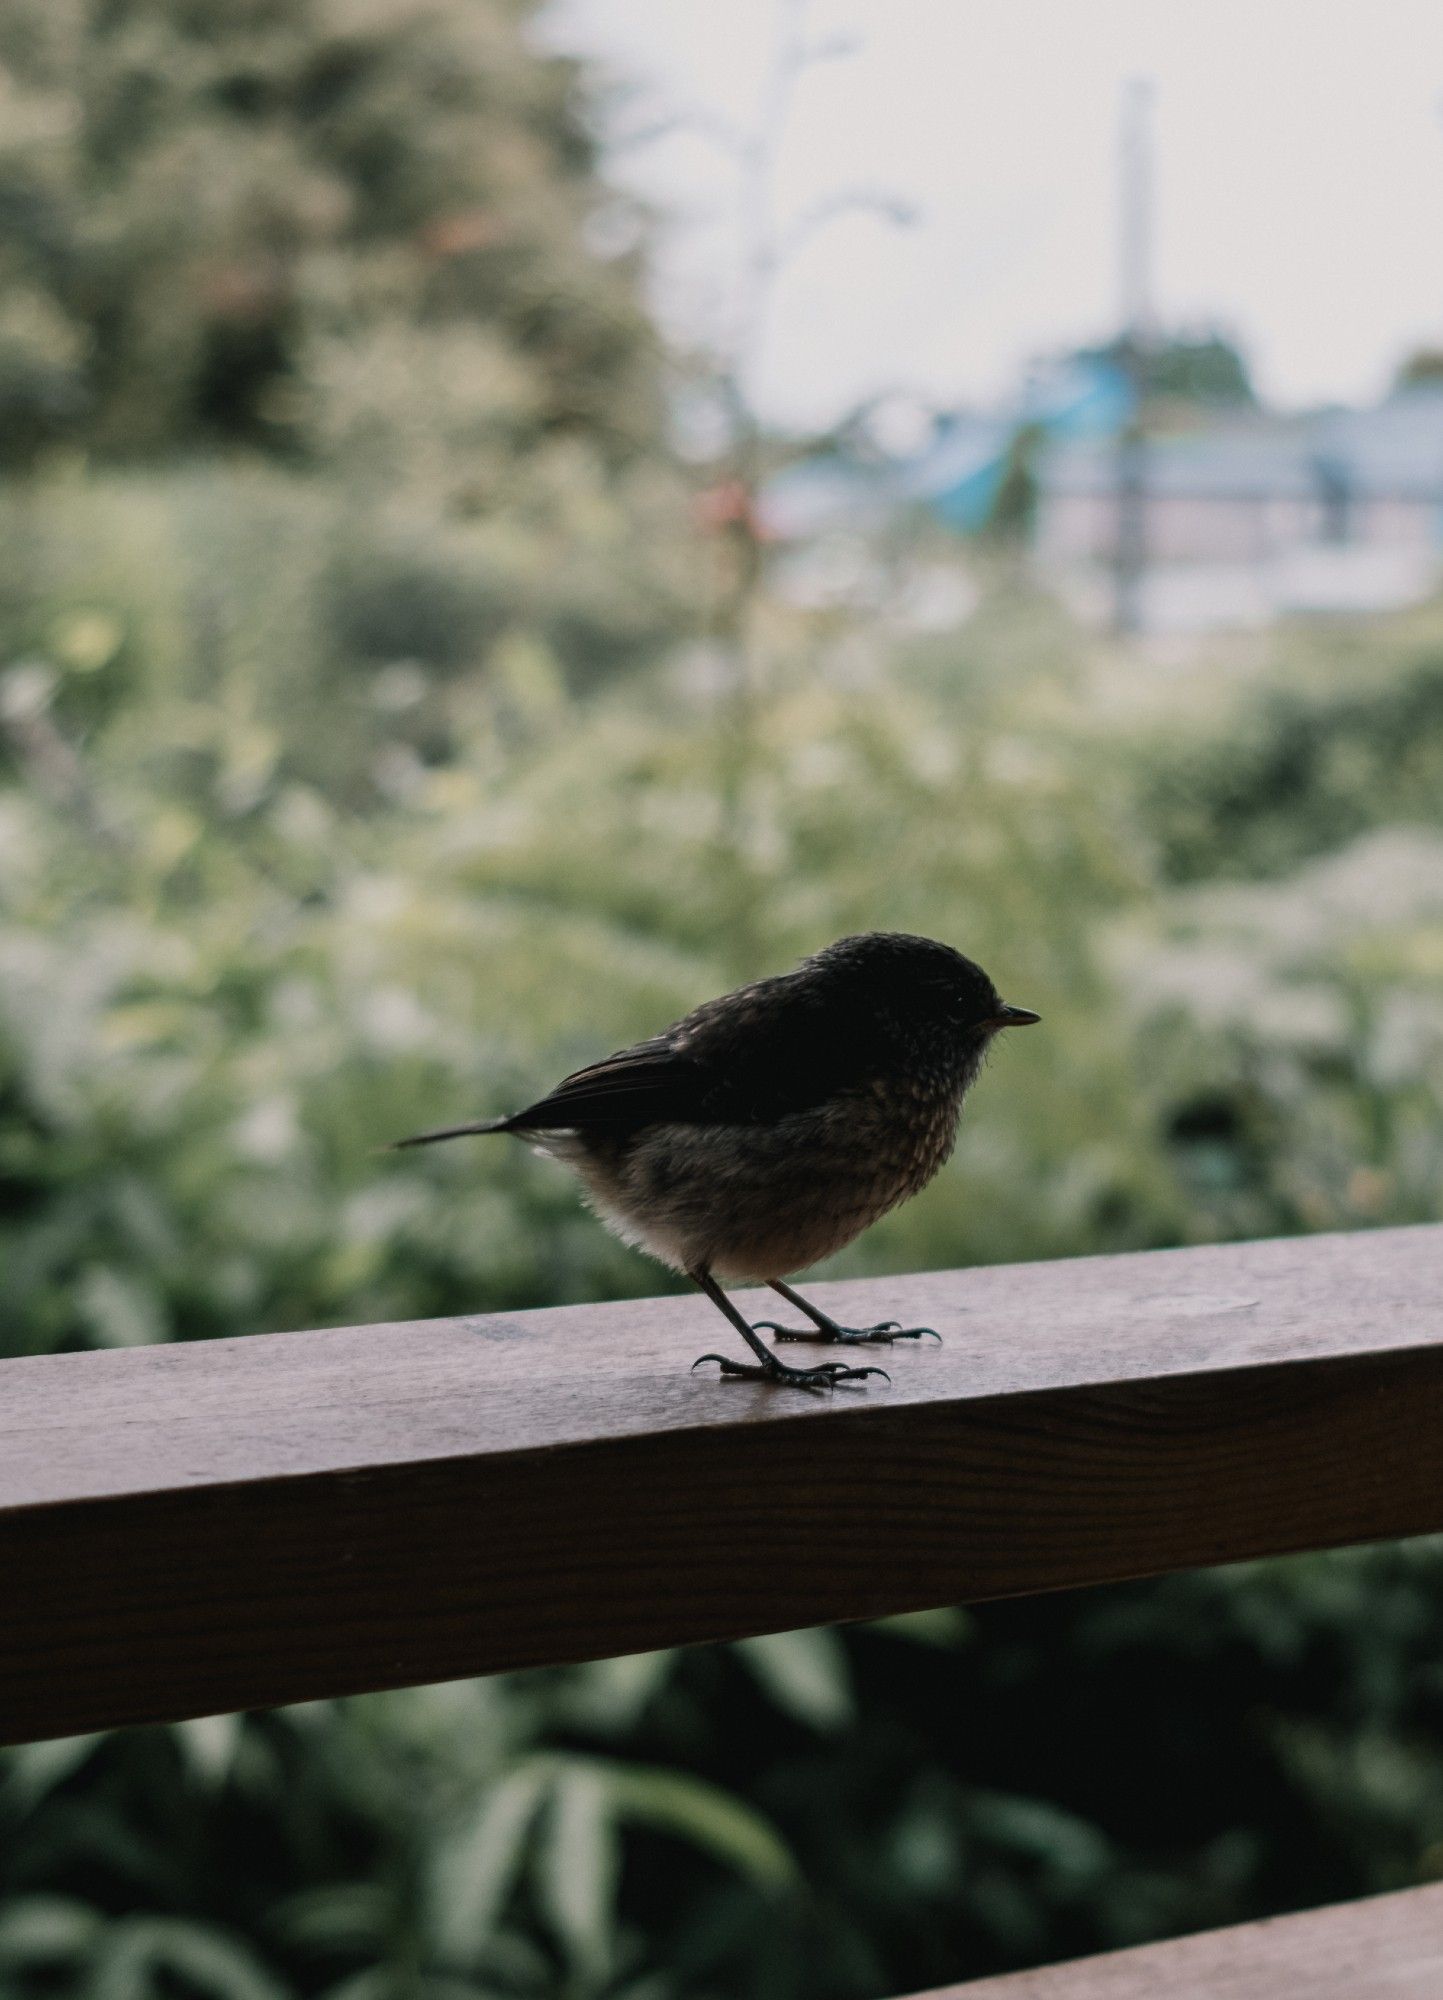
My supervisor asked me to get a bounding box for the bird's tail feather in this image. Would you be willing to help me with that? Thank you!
[390,1115,514,1150]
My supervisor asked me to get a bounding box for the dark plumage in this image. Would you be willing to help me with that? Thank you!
[394,932,1039,1387]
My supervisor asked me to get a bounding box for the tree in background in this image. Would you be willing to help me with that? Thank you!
[0,0,699,809]
[0,0,663,468]
[1392,347,1443,393]
[1074,328,1257,410]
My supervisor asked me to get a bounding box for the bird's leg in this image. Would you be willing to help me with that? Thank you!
[688,1269,888,1388]
[755,1277,939,1346]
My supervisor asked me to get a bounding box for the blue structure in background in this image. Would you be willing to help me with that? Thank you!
[901,355,1135,531]
[761,355,1135,541]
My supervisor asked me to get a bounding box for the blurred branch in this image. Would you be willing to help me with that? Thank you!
[773,187,919,267]
[684,0,914,973]
[612,106,751,161]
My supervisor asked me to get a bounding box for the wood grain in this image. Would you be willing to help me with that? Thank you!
[905,1883,1443,1996]
[2,1224,1442,1743]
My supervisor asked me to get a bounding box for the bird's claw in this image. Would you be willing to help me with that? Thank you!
[754,1319,940,1346]
[690,1352,888,1389]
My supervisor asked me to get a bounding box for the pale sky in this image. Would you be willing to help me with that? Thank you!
[546,0,1443,428]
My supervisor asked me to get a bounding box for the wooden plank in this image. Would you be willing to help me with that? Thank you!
[905,1883,1443,1996]
[2,1224,1442,1743]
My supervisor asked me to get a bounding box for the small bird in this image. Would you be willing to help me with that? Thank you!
[394,933,1038,1389]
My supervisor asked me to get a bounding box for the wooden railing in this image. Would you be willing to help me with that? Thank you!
[3,1222,1442,1992]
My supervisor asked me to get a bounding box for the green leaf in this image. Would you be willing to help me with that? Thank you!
[539,1764,618,1984]
[562,1650,676,1730]
[967,1791,1114,1880]
[0,1895,103,1965]
[270,1884,392,1955]
[3,1731,106,1808]
[175,1713,244,1784]
[736,1629,853,1729]
[318,1974,395,2000]
[74,1265,167,1347]
[323,1977,510,2000]
[870,1606,974,1647]
[598,1763,797,1895]
[88,1918,294,2000]
[430,1761,551,1961]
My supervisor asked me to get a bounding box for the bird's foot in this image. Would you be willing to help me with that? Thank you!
[753,1318,939,1346]
[690,1352,889,1389]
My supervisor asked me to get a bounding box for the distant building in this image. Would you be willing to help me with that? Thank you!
[1033,390,1443,628]
[759,370,1443,635]
[759,354,1134,550]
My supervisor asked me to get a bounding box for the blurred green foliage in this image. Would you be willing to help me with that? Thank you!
[1139,620,1443,882]
[3,3,1443,1997]
[0,0,663,466]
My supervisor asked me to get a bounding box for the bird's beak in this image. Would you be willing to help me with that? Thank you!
[990,1003,1040,1029]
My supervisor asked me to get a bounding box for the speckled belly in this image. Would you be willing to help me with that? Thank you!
[567,1080,966,1280]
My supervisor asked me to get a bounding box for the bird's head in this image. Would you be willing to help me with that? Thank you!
[810,932,1040,1051]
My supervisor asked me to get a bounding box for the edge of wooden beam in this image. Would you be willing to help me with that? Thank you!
[902,1882,1443,1996]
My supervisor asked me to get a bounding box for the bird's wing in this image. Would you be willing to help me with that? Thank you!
[508,971,878,1133]
[502,1036,709,1132]
[674,973,876,1121]
[391,1045,694,1148]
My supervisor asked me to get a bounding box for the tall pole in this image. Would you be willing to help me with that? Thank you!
[1114,76,1154,635]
